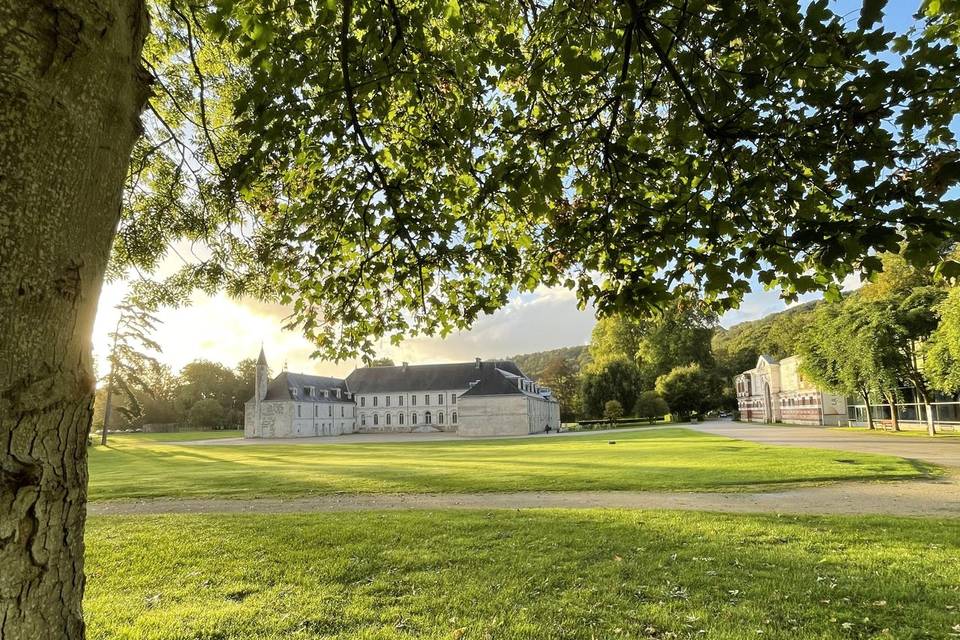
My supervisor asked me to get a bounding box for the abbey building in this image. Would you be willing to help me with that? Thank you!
[244,350,561,438]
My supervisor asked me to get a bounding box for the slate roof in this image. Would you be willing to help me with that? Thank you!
[261,371,352,403]
[346,360,526,394]
[758,355,778,365]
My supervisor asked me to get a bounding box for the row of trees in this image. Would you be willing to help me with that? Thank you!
[798,254,959,435]
[95,358,259,433]
[531,292,732,422]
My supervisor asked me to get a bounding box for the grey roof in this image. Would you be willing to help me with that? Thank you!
[261,371,351,403]
[346,360,526,394]
[460,367,524,397]
[758,355,778,365]
[257,347,268,366]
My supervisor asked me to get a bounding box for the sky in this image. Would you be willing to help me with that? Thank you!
[90,0,920,379]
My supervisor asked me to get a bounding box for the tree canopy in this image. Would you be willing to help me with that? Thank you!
[122,0,960,362]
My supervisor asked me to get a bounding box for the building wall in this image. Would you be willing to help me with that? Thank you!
[246,401,355,438]
[354,389,465,433]
[457,394,560,437]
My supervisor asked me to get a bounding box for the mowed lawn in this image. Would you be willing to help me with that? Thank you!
[84,510,960,639]
[87,428,936,500]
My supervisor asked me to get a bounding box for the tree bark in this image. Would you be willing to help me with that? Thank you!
[0,1,149,637]
[861,390,875,430]
[918,388,936,436]
[883,390,900,432]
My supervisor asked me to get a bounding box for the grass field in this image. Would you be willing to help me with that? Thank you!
[100,429,244,443]
[84,509,960,639]
[87,428,937,501]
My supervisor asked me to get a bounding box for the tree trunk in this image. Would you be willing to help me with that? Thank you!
[884,390,900,432]
[918,388,936,436]
[0,1,149,638]
[100,374,115,446]
[861,391,875,430]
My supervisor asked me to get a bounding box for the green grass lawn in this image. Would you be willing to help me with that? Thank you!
[87,428,937,501]
[99,429,244,443]
[84,509,960,639]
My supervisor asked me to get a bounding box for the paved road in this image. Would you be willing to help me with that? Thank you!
[688,421,960,469]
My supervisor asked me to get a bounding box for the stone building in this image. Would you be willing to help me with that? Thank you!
[735,354,847,426]
[244,349,356,438]
[245,351,560,438]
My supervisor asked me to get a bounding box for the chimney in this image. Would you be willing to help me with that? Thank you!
[475,357,482,369]
[402,362,409,372]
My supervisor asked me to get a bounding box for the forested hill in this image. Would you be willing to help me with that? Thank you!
[712,300,821,376]
[507,345,588,380]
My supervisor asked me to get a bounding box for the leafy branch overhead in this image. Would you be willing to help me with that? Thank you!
[124,0,960,360]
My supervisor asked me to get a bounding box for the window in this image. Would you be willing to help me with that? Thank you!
[412,413,418,425]
[438,412,444,425]
[386,414,392,425]
[386,396,391,407]
[341,406,345,417]
[360,397,366,407]
[438,393,444,405]
[452,411,457,424]
[328,405,333,417]
[424,394,430,406]
[314,405,318,417]
[291,388,299,397]
[373,414,379,426]
[361,414,366,426]
[412,395,417,406]
[399,413,404,425]
[297,405,302,417]
[451,394,456,405]
[373,396,378,407]
[425,411,432,425]
[305,386,315,397]
[398,395,403,406]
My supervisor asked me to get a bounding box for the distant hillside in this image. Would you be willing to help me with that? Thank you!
[508,345,588,380]
[712,300,822,376]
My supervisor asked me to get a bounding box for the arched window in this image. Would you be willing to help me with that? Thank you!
[425,411,432,425]
[399,413,404,425]
[360,414,366,426]
[412,413,418,425]
[452,411,457,424]
[438,412,444,425]
[373,414,379,426]
[386,414,392,425]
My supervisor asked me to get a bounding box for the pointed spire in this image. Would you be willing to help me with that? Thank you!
[257,345,267,366]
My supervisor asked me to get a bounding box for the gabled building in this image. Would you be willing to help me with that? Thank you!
[735,354,846,426]
[244,351,560,438]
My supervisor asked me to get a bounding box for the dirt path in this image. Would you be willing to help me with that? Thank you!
[89,474,960,517]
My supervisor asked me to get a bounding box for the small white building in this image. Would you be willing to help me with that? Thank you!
[244,351,560,438]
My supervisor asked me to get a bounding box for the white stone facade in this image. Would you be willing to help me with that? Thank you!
[244,352,560,438]
[735,354,847,426]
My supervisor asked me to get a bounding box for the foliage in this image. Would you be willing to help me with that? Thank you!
[85,428,930,500]
[633,390,670,422]
[367,357,396,367]
[119,0,960,362]
[924,287,960,392]
[603,400,624,422]
[655,364,722,418]
[579,360,645,419]
[511,345,588,381]
[537,353,581,421]
[188,398,228,428]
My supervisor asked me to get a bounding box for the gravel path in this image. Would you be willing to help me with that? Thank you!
[88,475,960,517]
[93,420,960,518]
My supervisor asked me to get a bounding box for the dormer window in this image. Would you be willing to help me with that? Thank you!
[291,388,299,398]
[322,389,329,398]
[304,386,314,398]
